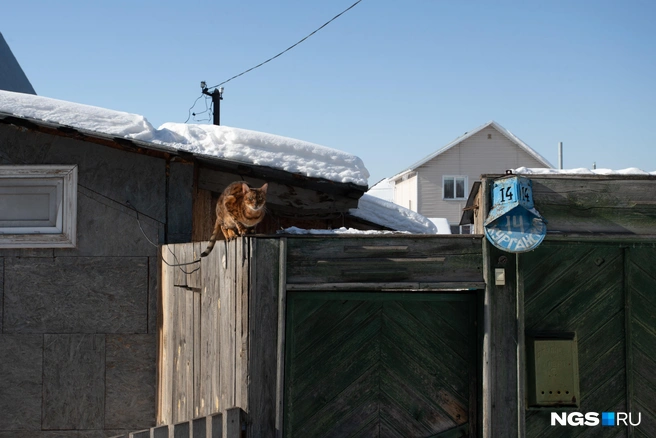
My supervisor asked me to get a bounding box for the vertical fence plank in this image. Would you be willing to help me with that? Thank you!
[174,420,190,438]
[193,242,202,419]
[211,412,223,438]
[248,238,281,438]
[193,416,207,438]
[153,424,170,438]
[158,245,175,425]
[223,408,243,438]
[172,244,195,424]
[220,240,236,410]
[201,240,222,416]
[235,238,250,410]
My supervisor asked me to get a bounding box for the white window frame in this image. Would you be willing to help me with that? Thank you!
[0,165,77,248]
[443,175,468,200]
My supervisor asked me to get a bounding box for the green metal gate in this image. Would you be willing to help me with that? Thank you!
[283,292,477,438]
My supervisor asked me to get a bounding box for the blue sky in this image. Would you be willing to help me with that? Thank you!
[2,0,655,185]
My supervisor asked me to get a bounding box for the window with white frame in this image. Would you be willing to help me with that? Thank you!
[0,165,77,248]
[443,175,467,200]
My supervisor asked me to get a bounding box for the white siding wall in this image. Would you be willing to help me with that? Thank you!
[393,174,418,212]
[417,126,548,223]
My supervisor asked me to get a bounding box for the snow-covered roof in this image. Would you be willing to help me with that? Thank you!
[429,218,452,235]
[279,226,411,235]
[349,194,437,234]
[391,120,553,181]
[0,90,369,186]
[366,178,393,203]
[514,167,656,176]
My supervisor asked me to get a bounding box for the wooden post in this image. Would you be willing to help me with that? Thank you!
[223,407,243,438]
[481,176,521,437]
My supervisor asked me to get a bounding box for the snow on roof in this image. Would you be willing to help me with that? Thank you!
[349,194,437,234]
[391,120,553,180]
[514,167,656,176]
[279,226,410,235]
[366,178,394,203]
[0,90,369,186]
[428,218,452,234]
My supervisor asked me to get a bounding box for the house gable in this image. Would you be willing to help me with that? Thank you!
[391,122,553,226]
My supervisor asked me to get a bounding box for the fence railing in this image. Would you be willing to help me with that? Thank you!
[110,407,245,438]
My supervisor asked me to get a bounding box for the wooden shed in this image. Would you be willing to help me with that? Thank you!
[0,99,393,437]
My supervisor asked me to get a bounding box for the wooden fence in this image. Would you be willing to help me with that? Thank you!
[158,235,485,437]
[110,407,245,438]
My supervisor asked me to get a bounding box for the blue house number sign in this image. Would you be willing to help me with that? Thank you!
[484,175,546,253]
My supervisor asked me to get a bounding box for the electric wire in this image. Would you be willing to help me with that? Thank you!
[184,94,205,123]
[126,201,201,275]
[207,0,363,89]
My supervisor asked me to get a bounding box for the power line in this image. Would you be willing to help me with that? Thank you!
[206,0,363,90]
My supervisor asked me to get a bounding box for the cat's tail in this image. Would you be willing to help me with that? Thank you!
[201,229,221,257]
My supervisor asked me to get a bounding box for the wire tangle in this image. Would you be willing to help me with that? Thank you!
[126,201,201,275]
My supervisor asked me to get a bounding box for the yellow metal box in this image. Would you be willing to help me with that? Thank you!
[526,336,580,408]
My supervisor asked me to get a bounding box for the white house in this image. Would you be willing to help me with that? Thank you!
[389,121,553,233]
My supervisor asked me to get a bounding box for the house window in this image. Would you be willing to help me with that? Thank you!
[449,224,471,235]
[0,165,77,248]
[443,176,467,200]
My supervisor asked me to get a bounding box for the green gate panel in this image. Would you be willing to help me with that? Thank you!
[628,248,656,438]
[284,292,477,438]
[522,244,625,438]
[522,244,656,438]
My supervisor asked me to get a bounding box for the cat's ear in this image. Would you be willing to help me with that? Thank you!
[241,183,250,194]
[260,183,268,193]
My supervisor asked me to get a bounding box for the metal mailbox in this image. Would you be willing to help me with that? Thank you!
[526,336,580,408]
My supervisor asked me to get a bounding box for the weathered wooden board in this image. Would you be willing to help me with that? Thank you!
[0,335,42,430]
[529,176,656,236]
[200,240,221,417]
[220,239,236,410]
[4,256,148,333]
[172,244,196,424]
[192,188,214,243]
[105,335,157,430]
[286,236,484,285]
[158,246,175,425]
[42,334,106,430]
[236,238,249,410]
[248,238,281,438]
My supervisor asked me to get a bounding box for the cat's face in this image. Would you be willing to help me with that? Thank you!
[243,183,268,211]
